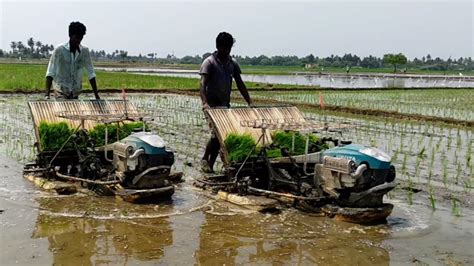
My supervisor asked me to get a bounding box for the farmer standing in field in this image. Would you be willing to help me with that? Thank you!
[45,21,100,99]
[200,32,252,173]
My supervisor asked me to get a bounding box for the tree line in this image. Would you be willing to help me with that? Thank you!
[1,37,472,72]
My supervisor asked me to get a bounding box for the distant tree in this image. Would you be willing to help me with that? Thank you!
[202,52,212,60]
[34,41,42,57]
[17,41,25,55]
[426,54,432,63]
[260,57,272,65]
[182,55,203,64]
[383,53,407,72]
[412,57,422,66]
[0,49,4,57]
[361,55,382,68]
[119,50,128,60]
[27,37,35,55]
[302,54,315,64]
[10,41,17,54]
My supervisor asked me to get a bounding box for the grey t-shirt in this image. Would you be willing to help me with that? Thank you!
[199,52,242,107]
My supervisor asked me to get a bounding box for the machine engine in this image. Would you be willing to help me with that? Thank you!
[315,144,396,207]
[113,132,174,189]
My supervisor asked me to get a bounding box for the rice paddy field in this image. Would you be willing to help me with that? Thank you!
[1,93,472,212]
[0,90,473,264]
[251,89,474,121]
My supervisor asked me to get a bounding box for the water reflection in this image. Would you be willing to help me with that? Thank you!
[33,197,174,265]
[195,208,390,265]
[96,67,474,88]
[32,194,392,265]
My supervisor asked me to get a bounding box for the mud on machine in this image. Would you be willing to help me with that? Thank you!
[196,106,397,223]
[23,99,181,203]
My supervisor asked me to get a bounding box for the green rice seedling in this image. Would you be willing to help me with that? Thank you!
[447,135,452,151]
[451,196,462,217]
[271,131,327,155]
[407,179,413,205]
[415,156,422,180]
[467,141,472,167]
[463,179,472,192]
[428,186,436,210]
[391,149,399,162]
[38,122,74,151]
[370,137,376,147]
[401,153,407,173]
[435,138,441,152]
[224,133,259,163]
[456,129,462,148]
[455,161,462,185]
[442,156,448,188]
[88,121,146,146]
[417,146,425,158]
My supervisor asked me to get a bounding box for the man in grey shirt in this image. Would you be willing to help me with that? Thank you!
[200,32,252,173]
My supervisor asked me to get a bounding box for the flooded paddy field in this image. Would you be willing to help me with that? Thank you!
[97,67,474,89]
[251,89,474,121]
[1,93,473,265]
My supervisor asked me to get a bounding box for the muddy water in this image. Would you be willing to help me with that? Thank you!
[1,155,473,265]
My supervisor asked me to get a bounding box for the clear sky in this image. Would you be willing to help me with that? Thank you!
[1,0,472,59]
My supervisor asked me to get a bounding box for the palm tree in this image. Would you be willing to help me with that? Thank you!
[10,41,17,54]
[17,41,25,56]
[27,37,35,55]
[35,41,42,57]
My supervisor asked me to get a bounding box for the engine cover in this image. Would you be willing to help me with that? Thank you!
[316,156,359,198]
[112,132,175,188]
[315,155,396,207]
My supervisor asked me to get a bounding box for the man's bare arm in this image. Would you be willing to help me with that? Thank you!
[200,74,210,109]
[234,74,252,106]
[45,76,53,99]
[89,77,100,99]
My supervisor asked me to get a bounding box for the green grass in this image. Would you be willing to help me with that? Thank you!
[0,63,201,92]
[0,63,314,92]
[3,59,472,76]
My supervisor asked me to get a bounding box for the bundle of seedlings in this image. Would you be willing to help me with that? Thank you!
[38,121,146,150]
[269,131,329,156]
[88,122,146,146]
[224,131,329,164]
[38,122,74,151]
[224,133,260,163]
